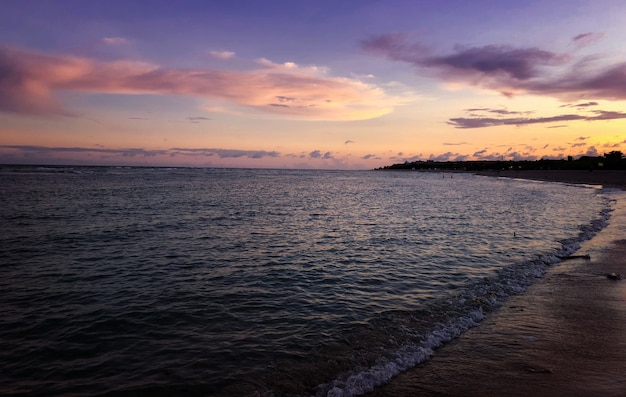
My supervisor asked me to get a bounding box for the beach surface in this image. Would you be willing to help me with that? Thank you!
[476,169,626,190]
[368,170,626,396]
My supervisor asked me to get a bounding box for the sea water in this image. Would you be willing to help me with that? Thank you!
[0,166,612,396]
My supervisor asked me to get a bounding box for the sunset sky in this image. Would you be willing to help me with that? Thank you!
[1,0,626,169]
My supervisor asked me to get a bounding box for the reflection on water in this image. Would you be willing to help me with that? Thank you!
[0,167,611,396]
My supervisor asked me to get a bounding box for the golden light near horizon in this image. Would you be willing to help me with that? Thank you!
[1,1,625,168]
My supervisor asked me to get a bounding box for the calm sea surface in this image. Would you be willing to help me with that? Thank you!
[0,166,612,396]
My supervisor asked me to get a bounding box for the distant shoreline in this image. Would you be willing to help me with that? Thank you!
[475,169,626,191]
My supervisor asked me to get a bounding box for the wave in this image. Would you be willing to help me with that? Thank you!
[241,205,612,397]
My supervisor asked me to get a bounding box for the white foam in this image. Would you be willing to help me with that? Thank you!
[318,310,484,397]
[317,199,613,397]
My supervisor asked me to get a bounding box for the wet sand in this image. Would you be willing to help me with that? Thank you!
[368,171,626,396]
[476,169,626,190]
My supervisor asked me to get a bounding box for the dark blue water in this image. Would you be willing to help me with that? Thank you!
[0,166,611,396]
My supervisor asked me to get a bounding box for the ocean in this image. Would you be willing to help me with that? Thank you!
[0,166,613,396]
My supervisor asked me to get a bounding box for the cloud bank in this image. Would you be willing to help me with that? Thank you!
[0,145,281,160]
[362,33,626,101]
[0,45,405,120]
[448,108,626,129]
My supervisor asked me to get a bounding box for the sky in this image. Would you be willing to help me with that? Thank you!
[1,0,626,169]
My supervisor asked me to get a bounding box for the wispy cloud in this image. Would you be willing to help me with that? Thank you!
[448,109,626,128]
[571,32,606,48]
[186,116,212,122]
[101,37,130,46]
[0,145,281,160]
[560,101,599,108]
[170,148,280,159]
[465,107,532,116]
[362,33,626,101]
[209,50,235,60]
[0,145,168,157]
[0,45,409,120]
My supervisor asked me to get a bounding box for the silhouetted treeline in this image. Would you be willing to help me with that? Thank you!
[377,151,626,171]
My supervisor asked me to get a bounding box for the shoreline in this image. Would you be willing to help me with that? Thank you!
[475,169,626,190]
[369,172,626,396]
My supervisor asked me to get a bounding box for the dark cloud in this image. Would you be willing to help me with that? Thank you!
[560,101,599,108]
[448,114,577,129]
[465,107,530,116]
[186,116,212,121]
[424,45,563,80]
[0,145,168,157]
[473,149,488,157]
[362,34,565,82]
[469,148,539,161]
[0,145,281,161]
[443,142,469,146]
[590,110,626,120]
[308,150,333,159]
[571,32,606,47]
[345,140,354,144]
[448,109,626,128]
[170,148,280,159]
[362,33,626,101]
[427,152,470,162]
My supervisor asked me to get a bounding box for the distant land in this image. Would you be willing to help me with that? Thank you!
[377,151,626,171]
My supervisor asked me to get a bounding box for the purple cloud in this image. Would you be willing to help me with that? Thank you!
[187,116,212,121]
[0,45,398,120]
[571,32,605,47]
[362,34,566,87]
[308,150,334,159]
[0,145,168,157]
[424,45,564,80]
[0,145,283,160]
[561,101,599,108]
[448,109,626,128]
[362,33,626,101]
[427,152,470,162]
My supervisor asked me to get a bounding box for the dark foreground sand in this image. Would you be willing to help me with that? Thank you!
[369,170,626,397]
[476,169,626,190]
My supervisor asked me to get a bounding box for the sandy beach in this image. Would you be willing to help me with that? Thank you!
[368,170,626,396]
[476,169,626,190]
